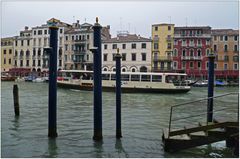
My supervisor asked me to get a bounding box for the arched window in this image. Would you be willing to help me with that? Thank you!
[38,48,41,56]
[205,49,209,56]
[26,50,30,56]
[20,50,24,56]
[173,49,178,56]
[121,68,126,72]
[190,49,194,57]
[182,49,186,56]
[140,66,147,72]
[198,49,202,57]
[15,50,18,57]
[33,48,36,56]
[59,47,63,56]
[131,68,136,72]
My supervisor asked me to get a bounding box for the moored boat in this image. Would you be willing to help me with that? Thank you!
[57,70,191,93]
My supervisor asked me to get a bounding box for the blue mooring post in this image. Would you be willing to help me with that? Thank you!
[92,17,103,141]
[48,20,59,137]
[207,50,215,123]
[115,48,122,138]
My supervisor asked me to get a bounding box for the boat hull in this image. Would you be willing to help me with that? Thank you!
[57,81,190,94]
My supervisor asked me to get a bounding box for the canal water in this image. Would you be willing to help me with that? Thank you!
[1,81,238,158]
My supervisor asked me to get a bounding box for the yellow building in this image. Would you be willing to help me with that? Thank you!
[212,29,239,80]
[152,23,174,72]
[1,37,14,72]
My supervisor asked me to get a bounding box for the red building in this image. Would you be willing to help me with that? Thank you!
[173,26,212,79]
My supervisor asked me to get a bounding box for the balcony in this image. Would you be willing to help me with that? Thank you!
[26,55,30,59]
[174,34,211,38]
[181,56,202,60]
[153,37,159,42]
[166,37,172,42]
[152,67,173,72]
[19,55,23,59]
[74,50,86,55]
[74,39,86,45]
[73,59,85,63]
[153,55,172,62]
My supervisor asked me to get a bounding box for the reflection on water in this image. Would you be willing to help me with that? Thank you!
[1,82,238,158]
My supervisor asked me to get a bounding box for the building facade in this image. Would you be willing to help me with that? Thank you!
[1,37,14,72]
[152,24,175,72]
[102,32,152,72]
[212,29,239,81]
[173,26,212,79]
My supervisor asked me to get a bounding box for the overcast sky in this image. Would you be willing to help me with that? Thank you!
[1,0,239,38]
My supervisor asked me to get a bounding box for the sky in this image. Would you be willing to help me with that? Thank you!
[1,0,239,38]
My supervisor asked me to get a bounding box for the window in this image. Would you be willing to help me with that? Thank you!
[197,39,201,46]
[224,45,228,52]
[155,26,158,31]
[72,36,74,40]
[122,53,126,61]
[173,61,177,69]
[60,29,63,34]
[20,60,23,67]
[190,62,194,68]
[167,43,171,49]
[132,53,136,61]
[174,40,178,45]
[141,43,146,49]
[38,30,42,35]
[112,44,117,49]
[38,48,41,56]
[190,50,194,57]
[34,30,36,35]
[182,61,186,69]
[9,49,12,54]
[190,39,194,46]
[26,60,29,66]
[154,43,158,49]
[21,40,24,46]
[142,53,146,61]
[220,36,223,41]
[15,60,17,66]
[112,53,116,61]
[234,63,238,70]
[182,49,186,56]
[59,37,62,45]
[224,63,228,70]
[173,49,178,56]
[152,75,162,82]
[224,55,229,61]
[38,60,41,66]
[206,39,210,45]
[38,38,41,46]
[234,35,238,41]
[214,36,217,41]
[104,44,107,49]
[3,50,6,54]
[65,55,67,61]
[44,30,47,34]
[214,63,217,69]
[65,44,68,51]
[33,60,35,66]
[9,59,11,64]
[33,39,36,46]
[33,48,36,56]
[4,58,6,64]
[168,26,171,31]
[27,40,30,46]
[87,35,89,39]
[214,45,217,51]
[104,54,107,61]
[65,36,68,41]
[132,43,136,49]
[233,56,239,62]
[182,40,186,46]
[122,44,126,49]
[59,60,62,66]
[224,36,228,41]
[205,49,209,56]
[197,62,201,69]
[234,45,238,52]
[206,62,209,69]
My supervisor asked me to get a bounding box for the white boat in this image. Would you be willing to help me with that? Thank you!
[32,77,45,83]
[57,70,191,93]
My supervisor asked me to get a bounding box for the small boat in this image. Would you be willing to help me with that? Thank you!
[1,76,16,81]
[32,77,45,82]
[24,75,36,82]
[215,80,228,87]
[57,70,191,93]
[193,80,208,87]
[15,77,25,82]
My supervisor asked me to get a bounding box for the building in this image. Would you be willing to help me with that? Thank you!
[212,29,239,81]
[173,26,212,79]
[152,23,175,72]
[102,32,152,72]
[1,37,14,72]
[64,21,111,70]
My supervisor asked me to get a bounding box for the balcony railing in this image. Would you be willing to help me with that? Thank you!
[74,50,86,55]
[174,34,211,38]
[153,37,159,41]
[152,67,174,72]
[153,55,172,61]
[181,56,202,60]
[166,37,172,41]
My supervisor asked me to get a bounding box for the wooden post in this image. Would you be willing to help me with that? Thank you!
[13,84,20,116]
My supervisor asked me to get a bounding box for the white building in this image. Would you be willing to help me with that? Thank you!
[102,32,152,72]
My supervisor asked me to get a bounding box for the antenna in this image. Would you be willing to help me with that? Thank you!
[84,18,86,23]
[128,23,131,33]
[134,27,136,34]
[73,16,75,23]
[168,16,171,24]
[185,17,188,27]
[120,17,122,31]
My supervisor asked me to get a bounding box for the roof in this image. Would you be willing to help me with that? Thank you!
[175,26,211,30]
[103,34,151,43]
[152,23,175,26]
[212,29,239,36]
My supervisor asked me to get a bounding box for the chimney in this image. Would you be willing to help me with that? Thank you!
[77,20,79,24]
[138,34,140,39]
[25,26,29,31]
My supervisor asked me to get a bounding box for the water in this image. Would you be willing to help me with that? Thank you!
[1,81,238,158]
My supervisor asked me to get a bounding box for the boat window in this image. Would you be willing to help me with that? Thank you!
[152,75,162,82]
[141,75,151,82]
[111,74,116,80]
[102,74,110,80]
[130,75,140,81]
[121,74,129,81]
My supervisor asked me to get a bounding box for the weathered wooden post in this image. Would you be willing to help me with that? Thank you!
[48,19,59,137]
[115,48,122,138]
[207,50,215,123]
[92,17,103,141]
[13,84,20,116]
